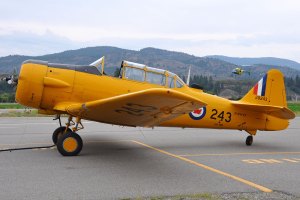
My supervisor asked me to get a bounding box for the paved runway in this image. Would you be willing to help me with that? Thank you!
[0,117,300,199]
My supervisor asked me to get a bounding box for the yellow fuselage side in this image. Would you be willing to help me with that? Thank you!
[16,63,289,131]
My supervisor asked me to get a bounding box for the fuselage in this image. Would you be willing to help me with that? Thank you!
[16,60,289,132]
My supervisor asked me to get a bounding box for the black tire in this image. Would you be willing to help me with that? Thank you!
[57,132,83,156]
[246,135,253,146]
[52,126,71,145]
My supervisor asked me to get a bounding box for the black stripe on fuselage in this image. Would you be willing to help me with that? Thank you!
[22,60,101,75]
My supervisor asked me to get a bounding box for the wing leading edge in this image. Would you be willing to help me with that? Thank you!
[57,88,206,127]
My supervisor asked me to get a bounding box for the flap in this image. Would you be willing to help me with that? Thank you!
[232,101,295,119]
[64,88,206,127]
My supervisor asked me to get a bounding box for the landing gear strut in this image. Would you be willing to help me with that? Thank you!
[53,115,84,156]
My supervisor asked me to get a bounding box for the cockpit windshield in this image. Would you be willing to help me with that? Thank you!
[89,56,105,74]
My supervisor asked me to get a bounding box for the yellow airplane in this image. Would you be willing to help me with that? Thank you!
[13,57,295,156]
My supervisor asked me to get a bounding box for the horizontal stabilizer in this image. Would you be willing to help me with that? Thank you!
[232,101,295,119]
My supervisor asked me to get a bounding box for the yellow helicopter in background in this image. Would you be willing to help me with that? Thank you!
[232,67,251,76]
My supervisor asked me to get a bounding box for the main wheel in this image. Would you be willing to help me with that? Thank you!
[57,132,83,156]
[52,126,71,145]
[246,135,253,146]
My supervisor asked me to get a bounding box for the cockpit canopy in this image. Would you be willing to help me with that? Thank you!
[88,57,186,88]
[119,60,185,88]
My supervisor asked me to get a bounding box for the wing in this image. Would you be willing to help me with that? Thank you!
[56,88,206,127]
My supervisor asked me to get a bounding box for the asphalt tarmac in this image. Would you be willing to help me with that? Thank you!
[0,117,300,200]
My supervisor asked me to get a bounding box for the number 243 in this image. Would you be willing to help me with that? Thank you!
[210,109,231,122]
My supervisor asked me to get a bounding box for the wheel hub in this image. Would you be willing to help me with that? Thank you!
[63,137,78,152]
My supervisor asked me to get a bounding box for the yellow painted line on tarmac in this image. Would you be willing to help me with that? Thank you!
[242,159,265,164]
[131,140,272,193]
[242,158,300,164]
[178,152,300,157]
[259,159,282,163]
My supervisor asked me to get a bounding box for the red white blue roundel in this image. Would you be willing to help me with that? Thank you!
[189,107,206,120]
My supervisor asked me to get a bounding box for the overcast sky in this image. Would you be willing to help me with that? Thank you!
[1,0,300,62]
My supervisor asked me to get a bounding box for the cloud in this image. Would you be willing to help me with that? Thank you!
[1,0,300,62]
[0,30,81,56]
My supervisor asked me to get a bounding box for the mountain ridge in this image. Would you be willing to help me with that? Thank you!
[0,46,299,79]
[206,55,300,70]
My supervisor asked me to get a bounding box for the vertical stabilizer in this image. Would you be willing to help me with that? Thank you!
[240,69,287,107]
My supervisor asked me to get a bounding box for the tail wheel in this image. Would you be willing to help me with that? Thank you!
[52,126,71,145]
[246,135,253,146]
[57,132,83,156]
